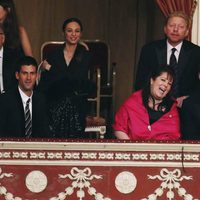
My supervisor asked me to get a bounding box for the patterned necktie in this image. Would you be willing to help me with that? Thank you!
[25,98,32,137]
[169,48,179,97]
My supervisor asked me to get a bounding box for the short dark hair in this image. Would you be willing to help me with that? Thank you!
[150,65,174,83]
[16,56,38,72]
[62,17,83,32]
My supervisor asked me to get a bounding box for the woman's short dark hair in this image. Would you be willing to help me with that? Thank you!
[150,65,174,83]
[62,17,83,32]
[142,66,175,112]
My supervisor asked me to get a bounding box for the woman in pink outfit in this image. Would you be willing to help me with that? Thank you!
[113,66,181,140]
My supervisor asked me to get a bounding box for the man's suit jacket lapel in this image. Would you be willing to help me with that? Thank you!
[155,39,167,66]
[32,92,40,137]
[178,40,191,74]
[155,39,190,73]
[14,88,26,137]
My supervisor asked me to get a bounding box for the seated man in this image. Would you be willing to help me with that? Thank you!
[0,56,50,138]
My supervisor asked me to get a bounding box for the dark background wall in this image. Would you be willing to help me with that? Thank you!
[14,0,165,112]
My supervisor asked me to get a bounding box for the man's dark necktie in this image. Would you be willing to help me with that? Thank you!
[25,98,32,137]
[169,48,179,97]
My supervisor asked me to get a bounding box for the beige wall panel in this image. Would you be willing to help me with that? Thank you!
[14,0,164,117]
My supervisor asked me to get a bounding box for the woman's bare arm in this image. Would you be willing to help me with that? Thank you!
[114,131,130,139]
[19,26,33,56]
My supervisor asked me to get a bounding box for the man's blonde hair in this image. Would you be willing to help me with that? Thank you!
[166,11,191,29]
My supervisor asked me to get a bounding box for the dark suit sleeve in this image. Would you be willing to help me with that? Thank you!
[0,95,8,137]
[37,69,54,94]
[40,95,51,138]
[134,46,152,91]
[181,82,200,140]
[33,93,52,138]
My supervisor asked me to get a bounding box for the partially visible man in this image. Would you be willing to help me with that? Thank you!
[135,11,200,139]
[181,79,200,140]
[0,56,50,138]
[0,24,23,93]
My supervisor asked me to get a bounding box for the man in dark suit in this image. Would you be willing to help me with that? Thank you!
[0,56,50,138]
[0,24,24,93]
[135,11,200,139]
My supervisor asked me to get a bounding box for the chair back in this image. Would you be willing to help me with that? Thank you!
[41,41,64,61]
[84,40,110,87]
[41,40,110,87]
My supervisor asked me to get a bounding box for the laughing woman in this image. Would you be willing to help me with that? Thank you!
[113,66,181,140]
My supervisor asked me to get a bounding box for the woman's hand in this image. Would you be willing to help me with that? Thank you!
[42,60,51,71]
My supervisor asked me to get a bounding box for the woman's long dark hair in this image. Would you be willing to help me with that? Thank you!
[142,66,175,112]
[0,0,21,49]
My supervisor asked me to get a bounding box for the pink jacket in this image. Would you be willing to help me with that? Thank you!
[113,90,181,140]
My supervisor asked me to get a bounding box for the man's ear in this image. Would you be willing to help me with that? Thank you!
[35,72,39,81]
[185,29,189,38]
[150,78,153,85]
[2,34,5,43]
[15,72,19,80]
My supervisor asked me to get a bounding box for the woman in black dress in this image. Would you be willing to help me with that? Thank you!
[38,18,95,138]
